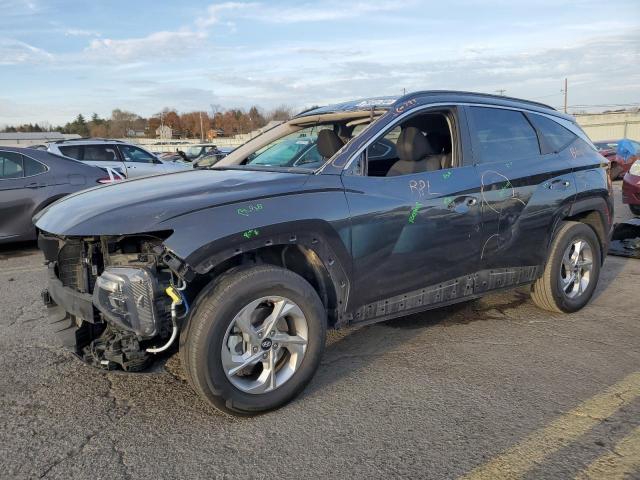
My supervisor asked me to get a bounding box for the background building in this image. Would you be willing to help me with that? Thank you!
[0,132,81,147]
[575,110,640,141]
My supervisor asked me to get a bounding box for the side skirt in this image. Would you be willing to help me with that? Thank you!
[350,265,539,325]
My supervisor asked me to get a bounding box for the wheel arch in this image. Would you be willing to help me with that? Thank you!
[560,196,612,263]
[183,230,352,329]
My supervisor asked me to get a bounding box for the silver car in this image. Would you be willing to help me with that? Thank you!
[47,139,192,179]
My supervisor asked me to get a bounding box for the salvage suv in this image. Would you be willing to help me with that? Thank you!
[36,91,612,415]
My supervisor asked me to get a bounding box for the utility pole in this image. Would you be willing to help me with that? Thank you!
[563,78,568,113]
[495,89,506,96]
[199,111,204,142]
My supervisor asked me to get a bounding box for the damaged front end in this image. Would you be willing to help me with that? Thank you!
[39,231,189,371]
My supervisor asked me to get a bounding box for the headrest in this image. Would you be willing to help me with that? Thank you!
[317,129,344,158]
[427,132,451,154]
[396,127,436,162]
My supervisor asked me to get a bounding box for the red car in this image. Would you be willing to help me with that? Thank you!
[622,159,640,216]
[595,139,640,180]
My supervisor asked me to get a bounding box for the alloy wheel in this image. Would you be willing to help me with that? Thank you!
[559,238,593,299]
[221,296,309,394]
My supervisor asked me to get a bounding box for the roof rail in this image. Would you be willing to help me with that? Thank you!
[402,90,556,111]
[49,137,128,144]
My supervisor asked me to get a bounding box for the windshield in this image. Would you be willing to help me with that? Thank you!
[248,137,317,167]
[215,110,386,171]
[185,146,204,158]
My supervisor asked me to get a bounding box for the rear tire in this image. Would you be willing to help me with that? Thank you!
[531,221,601,313]
[630,205,640,216]
[181,265,326,415]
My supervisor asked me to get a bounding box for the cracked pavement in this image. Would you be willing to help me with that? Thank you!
[0,182,638,479]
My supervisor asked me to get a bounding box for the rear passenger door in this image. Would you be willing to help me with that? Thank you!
[117,145,163,178]
[466,106,576,274]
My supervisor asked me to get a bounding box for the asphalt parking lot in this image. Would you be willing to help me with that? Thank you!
[1,182,638,480]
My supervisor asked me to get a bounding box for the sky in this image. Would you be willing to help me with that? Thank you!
[0,0,639,126]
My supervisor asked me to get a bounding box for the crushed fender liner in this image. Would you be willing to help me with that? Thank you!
[608,218,640,259]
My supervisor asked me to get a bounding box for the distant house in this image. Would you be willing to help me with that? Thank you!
[0,132,81,147]
[155,125,172,140]
[126,129,146,138]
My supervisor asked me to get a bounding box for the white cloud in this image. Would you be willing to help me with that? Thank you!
[0,39,53,65]
[196,2,259,28]
[64,28,100,37]
[84,30,206,62]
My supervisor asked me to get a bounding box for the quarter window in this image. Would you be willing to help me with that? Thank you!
[23,157,47,176]
[469,107,540,163]
[528,114,577,154]
[0,151,24,179]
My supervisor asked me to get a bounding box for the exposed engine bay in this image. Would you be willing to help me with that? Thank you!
[39,232,188,371]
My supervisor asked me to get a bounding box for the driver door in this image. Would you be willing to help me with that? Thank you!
[341,106,485,321]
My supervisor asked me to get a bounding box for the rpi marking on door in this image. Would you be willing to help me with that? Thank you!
[237,203,264,217]
[409,179,440,198]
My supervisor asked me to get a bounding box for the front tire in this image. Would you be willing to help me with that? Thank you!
[531,221,601,313]
[181,265,326,415]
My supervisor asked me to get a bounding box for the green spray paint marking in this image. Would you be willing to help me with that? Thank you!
[237,203,264,217]
[443,196,454,207]
[408,202,422,224]
[497,180,513,198]
[243,229,259,239]
[442,171,452,180]
[505,161,513,168]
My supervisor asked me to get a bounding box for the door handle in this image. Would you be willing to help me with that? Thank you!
[25,182,42,189]
[547,179,570,189]
[447,195,478,212]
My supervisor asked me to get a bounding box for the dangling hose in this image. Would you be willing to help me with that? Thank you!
[146,285,184,354]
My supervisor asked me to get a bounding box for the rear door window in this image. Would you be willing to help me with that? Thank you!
[58,145,83,160]
[0,151,24,179]
[468,107,540,163]
[84,145,120,162]
[528,114,577,154]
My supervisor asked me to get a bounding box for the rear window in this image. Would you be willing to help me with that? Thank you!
[468,107,540,164]
[528,114,577,154]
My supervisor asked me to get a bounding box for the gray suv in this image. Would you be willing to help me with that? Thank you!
[47,139,192,179]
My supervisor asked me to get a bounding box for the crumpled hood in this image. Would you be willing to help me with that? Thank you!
[35,168,310,236]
